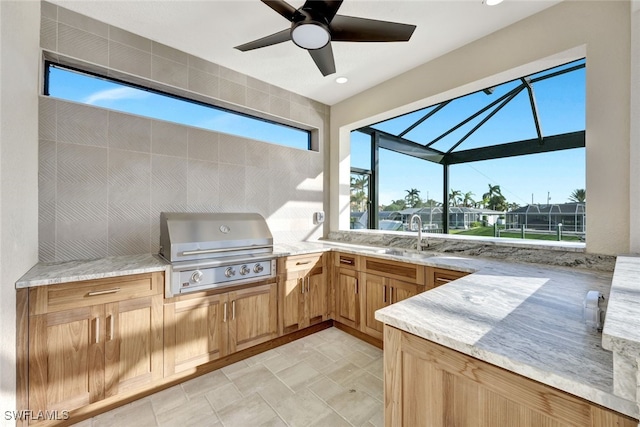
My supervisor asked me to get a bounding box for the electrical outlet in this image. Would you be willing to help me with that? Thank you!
[314,211,325,224]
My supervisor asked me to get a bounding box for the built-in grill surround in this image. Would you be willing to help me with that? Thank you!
[159,212,277,296]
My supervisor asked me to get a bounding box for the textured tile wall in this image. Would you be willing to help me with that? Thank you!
[39,2,327,262]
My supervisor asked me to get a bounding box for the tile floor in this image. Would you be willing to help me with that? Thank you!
[77,328,384,427]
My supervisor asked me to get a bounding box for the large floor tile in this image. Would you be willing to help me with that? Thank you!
[87,328,384,427]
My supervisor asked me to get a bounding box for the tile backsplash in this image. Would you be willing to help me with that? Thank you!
[38,1,327,262]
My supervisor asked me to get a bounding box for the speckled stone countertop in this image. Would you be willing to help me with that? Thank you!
[374,252,637,419]
[15,254,171,288]
[602,255,640,412]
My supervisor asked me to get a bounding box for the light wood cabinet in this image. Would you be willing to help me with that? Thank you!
[361,274,421,340]
[278,254,327,335]
[384,326,638,427]
[426,266,469,289]
[163,292,227,376]
[361,257,425,340]
[333,253,361,329]
[28,273,164,417]
[164,281,278,376]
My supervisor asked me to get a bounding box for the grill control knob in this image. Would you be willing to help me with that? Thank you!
[240,265,251,275]
[191,270,203,283]
[253,263,264,274]
[224,267,236,278]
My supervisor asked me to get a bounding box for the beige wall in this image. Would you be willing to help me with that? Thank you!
[630,0,640,253]
[330,1,632,256]
[0,0,40,416]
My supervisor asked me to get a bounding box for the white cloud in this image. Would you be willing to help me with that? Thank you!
[83,87,149,105]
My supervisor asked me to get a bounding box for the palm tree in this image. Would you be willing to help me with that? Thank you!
[405,188,421,208]
[462,191,475,208]
[350,175,369,212]
[568,188,586,203]
[448,189,462,207]
[482,184,507,211]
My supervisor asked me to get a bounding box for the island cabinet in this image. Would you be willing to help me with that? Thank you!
[278,253,328,335]
[27,272,164,419]
[384,326,638,427]
[361,258,425,340]
[164,281,278,376]
[333,252,361,329]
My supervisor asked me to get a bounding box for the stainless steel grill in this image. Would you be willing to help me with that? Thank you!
[159,212,277,295]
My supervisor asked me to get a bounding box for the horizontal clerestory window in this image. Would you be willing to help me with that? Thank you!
[44,62,312,151]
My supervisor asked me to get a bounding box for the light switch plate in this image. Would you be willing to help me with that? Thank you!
[314,211,325,224]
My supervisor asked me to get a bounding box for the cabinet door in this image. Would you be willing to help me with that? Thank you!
[280,274,304,334]
[335,268,360,329]
[306,262,327,326]
[104,294,163,397]
[228,282,278,353]
[362,273,387,340]
[163,293,228,377]
[388,278,421,304]
[29,305,104,413]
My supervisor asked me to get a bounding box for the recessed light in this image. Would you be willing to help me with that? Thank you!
[335,77,348,84]
[484,0,504,5]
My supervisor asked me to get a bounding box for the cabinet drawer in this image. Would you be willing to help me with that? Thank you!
[427,267,469,289]
[334,252,360,270]
[29,272,163,315]
[280,253,324,273]
[364,257,424,284]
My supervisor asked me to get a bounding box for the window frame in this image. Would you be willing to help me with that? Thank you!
[44,60,313,151]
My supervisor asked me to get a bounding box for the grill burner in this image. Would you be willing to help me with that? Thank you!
[159,212,277,295]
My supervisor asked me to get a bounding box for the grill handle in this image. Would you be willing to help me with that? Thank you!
[181,245,272,257]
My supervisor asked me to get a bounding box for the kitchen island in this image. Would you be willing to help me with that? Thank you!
[373,250,639,425]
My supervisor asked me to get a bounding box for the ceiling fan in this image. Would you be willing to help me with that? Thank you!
[235,0,417,76]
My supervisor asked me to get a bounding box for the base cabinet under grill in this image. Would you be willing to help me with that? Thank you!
[163,281,278,376]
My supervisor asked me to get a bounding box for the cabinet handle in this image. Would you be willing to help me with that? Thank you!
[296,261,311,265]
[300,277,304,294]
[94,317,100,344]
[306,277,310,293]
[223,302,227,323]
[383,285,387,303]
[107,314,114,341]
[339,257,354,265]
[88,287,121,296]
[390,287,394,304]
[355,279,358,294]
[232,300,236,320]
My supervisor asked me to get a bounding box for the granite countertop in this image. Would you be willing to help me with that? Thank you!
[15,253,171,288]
[374,254,638,419]
[14,241,636,418]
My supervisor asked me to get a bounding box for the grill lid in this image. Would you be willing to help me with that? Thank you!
[159,212,273,263]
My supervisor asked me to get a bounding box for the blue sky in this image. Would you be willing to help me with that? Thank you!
[351,59,586,207]
[48,66,309,150]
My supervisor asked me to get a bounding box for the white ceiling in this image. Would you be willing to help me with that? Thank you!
[51,0,561,105]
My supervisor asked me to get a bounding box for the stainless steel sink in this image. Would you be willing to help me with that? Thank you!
[374,248,431,259]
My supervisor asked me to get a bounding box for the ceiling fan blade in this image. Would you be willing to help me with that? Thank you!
[234,29,291,52]
[302,0,343,23]
[261,0,299,22]
[330,15,416,42]
[309,43,336,76]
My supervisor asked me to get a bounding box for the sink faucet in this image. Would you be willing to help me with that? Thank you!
[410,214,427,251]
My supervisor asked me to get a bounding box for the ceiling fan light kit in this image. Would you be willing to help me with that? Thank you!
[235,0,416,76]
[291,21,331,49]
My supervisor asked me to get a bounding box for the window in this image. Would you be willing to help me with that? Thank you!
[350,59,586,243]
[45,63,311,150]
